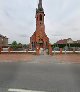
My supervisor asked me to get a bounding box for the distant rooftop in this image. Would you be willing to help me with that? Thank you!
[0,34,8,38]
[0,34,3,37]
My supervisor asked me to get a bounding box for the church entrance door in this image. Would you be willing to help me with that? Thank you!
[39,48,48,55]
[39,48,44,55]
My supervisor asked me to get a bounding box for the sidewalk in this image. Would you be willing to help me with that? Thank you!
[53,54,80,63]
[0,54,80,63]
[0,54,35,62]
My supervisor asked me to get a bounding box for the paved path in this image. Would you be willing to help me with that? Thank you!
[0,55,80,92]
[0,54,35,62]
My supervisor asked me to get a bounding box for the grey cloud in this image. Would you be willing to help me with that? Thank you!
[19,34,29,38]
[0,0,80,44]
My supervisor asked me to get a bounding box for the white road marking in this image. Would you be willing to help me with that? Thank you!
[8,88,46,92]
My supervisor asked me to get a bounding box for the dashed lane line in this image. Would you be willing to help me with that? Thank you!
[8,88,46,92]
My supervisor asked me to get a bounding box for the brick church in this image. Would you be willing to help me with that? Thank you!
[30,0,49,50]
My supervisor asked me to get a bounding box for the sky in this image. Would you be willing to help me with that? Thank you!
[0,0,80,44]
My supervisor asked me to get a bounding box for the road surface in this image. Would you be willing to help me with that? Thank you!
[0,55,80,92]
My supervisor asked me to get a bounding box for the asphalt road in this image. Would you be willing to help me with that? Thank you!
[0,55,80,92]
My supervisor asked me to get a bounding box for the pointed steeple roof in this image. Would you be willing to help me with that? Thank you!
[38,0,42,9]
[36,0,44,13]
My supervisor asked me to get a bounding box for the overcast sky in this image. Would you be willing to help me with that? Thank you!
[0,0,80,44]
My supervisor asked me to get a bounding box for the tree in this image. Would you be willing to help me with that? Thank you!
[23,44,27,49]
[23,44,30,50]
[11,41,18,50]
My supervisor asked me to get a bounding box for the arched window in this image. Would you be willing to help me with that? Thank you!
[46,42,47,46]
[40,14,42,21]
[32,42,33,46]
[37,16,38,21]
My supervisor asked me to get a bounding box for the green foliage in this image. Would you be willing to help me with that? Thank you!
[53,43,80,49]
[58,44,66,48]
[70,43,80,47]
[23,44,27,49]
[23,44,29,49]
[11,41,18,50]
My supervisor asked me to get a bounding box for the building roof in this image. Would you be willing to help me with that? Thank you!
[0,34,3,37]
[56,38,68,44]
[36,0,44,13]
[56,38,80,44]
[0,34,8,38]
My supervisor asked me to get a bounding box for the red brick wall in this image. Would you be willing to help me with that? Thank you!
[30,3,49,50]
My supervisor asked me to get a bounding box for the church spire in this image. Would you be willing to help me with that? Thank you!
[36,0,43,12]
[38,0,42,9]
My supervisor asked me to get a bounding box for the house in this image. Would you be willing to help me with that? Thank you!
[67,38,73,44]
[56,38,73,44]
[0,34,8,47]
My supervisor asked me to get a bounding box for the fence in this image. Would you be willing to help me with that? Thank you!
[52,51,80,54]
[0,47,80,55]
[1,50,36,54]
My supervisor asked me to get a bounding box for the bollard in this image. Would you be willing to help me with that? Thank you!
[65,50,66,55]
[60,48,62,54]
[8,48,10,53]
[0,48,1,54]
[36,46,40,55]
[48,44,52,55]
[54,50,55,55]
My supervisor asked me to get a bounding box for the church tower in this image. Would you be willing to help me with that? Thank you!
[30,0,49,50]
[36,0,44,30]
